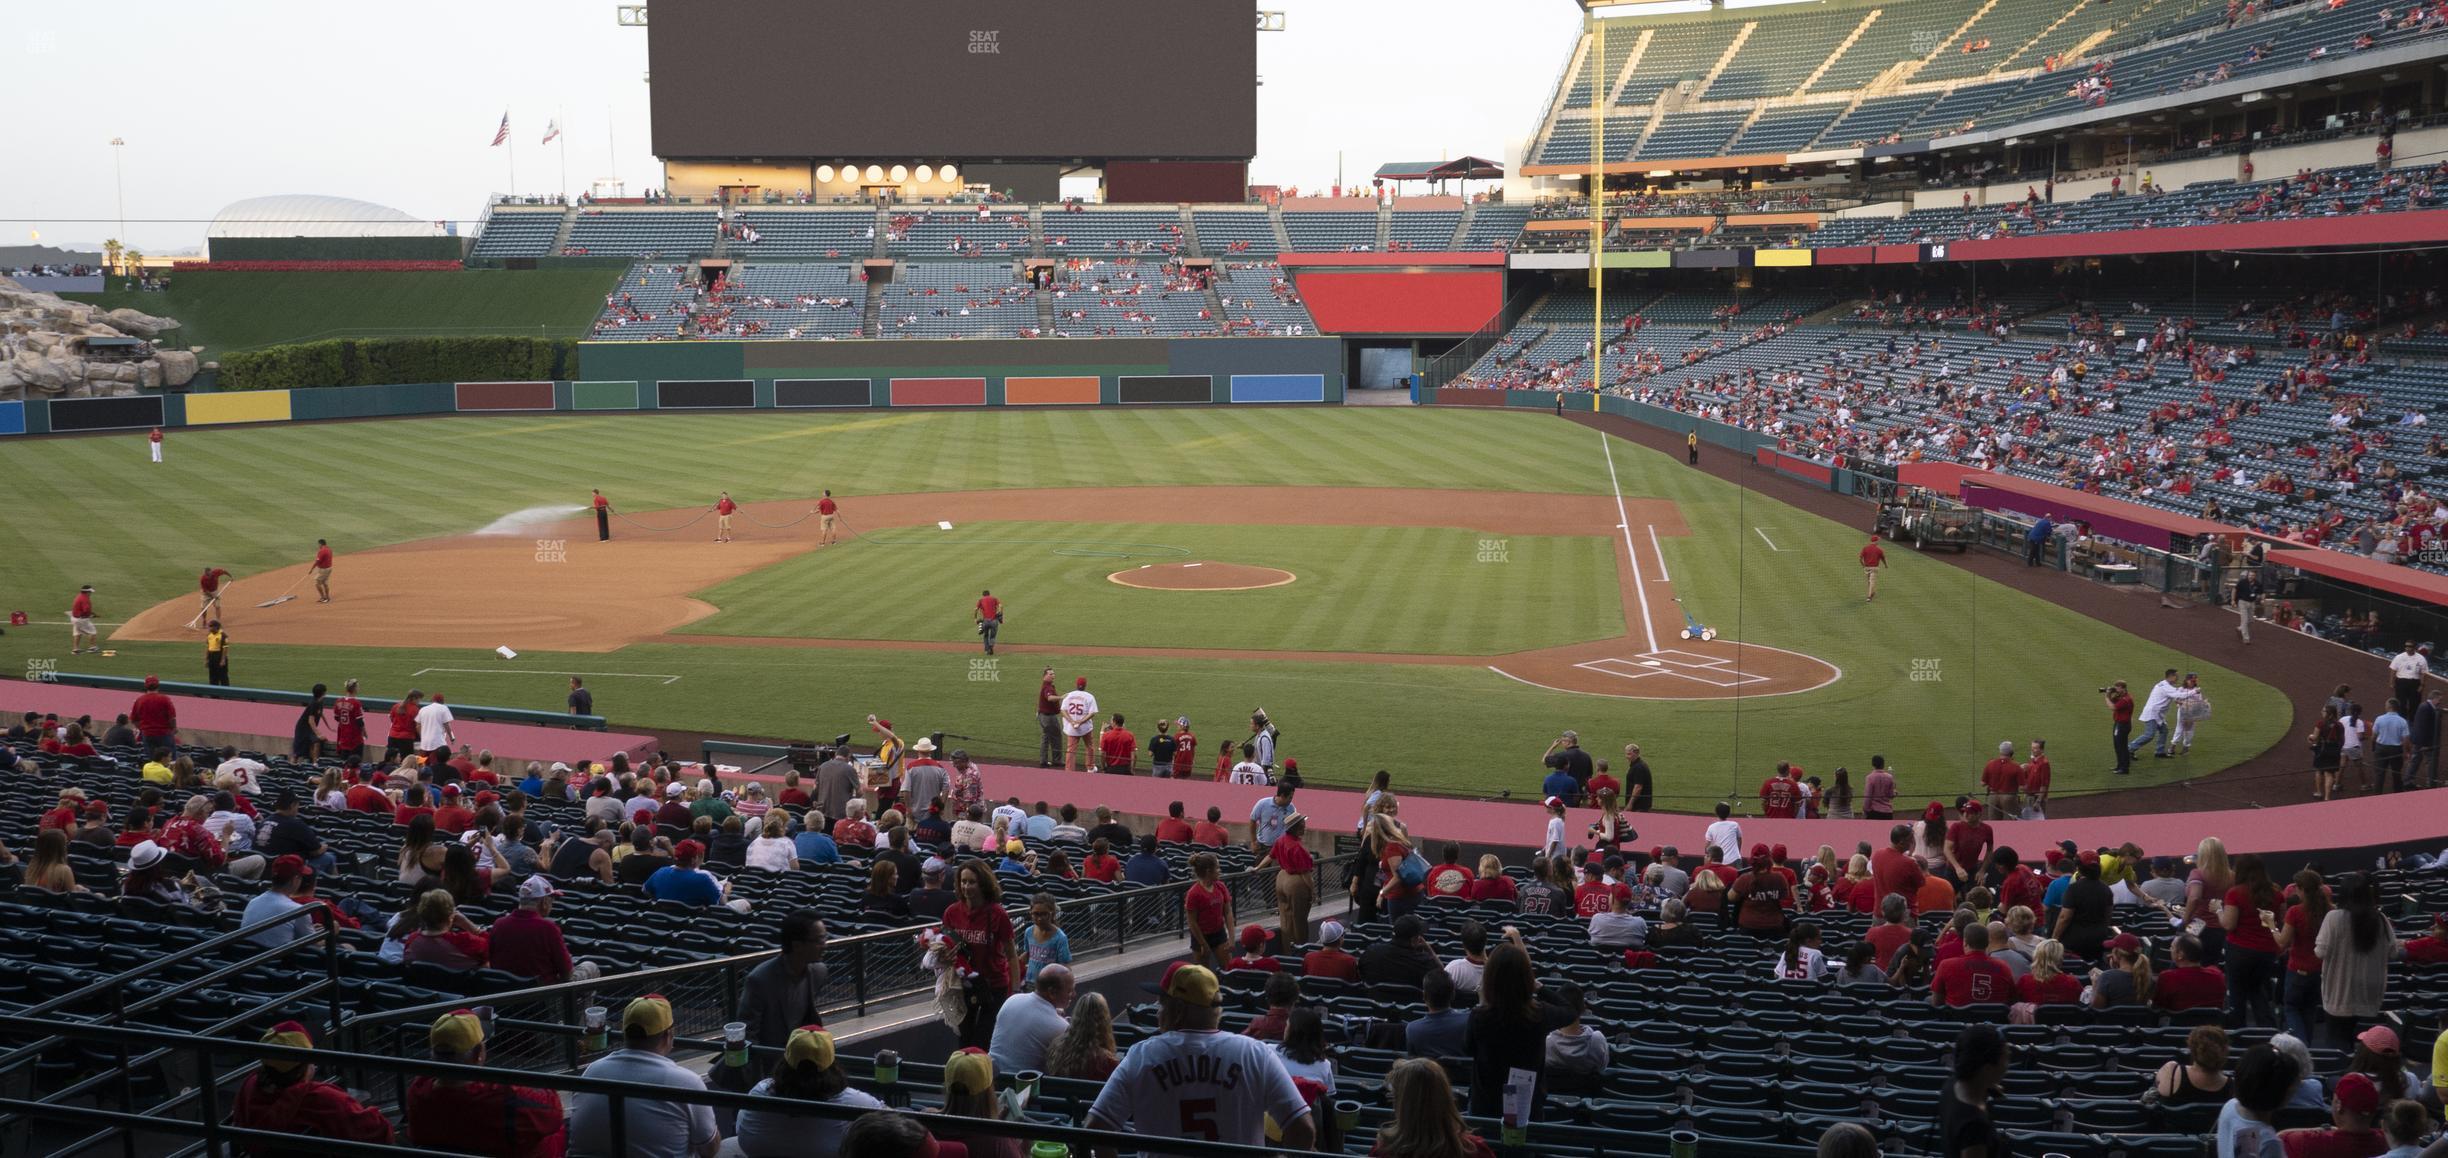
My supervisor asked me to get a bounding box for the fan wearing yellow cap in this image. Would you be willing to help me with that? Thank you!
[568,995,720,1157]
[230,1020,396,1148]
[731,1026,883,1156]
[404,1010,568,1156]
[1084,962,1316,1149]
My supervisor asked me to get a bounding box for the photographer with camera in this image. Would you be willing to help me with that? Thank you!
[2104,681,2136,776]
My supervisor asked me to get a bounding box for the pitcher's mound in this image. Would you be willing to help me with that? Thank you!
[1108,562,1296,591]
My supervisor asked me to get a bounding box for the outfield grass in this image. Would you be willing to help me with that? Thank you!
[66,268,621,357]
[682,521,1623,655]
[0,407,2292,804]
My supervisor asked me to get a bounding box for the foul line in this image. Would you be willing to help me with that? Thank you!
[410,667,683,685]
[1645,524,1671,583]
[1599,431,1659,653]
[1754,527,1785,552]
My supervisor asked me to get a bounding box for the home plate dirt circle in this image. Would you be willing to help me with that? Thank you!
[1107,561,1297,591]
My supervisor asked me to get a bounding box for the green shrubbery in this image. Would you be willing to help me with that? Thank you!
[220,337,578,390]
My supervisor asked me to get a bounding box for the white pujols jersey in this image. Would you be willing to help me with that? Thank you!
[1087,1028,1311,1149]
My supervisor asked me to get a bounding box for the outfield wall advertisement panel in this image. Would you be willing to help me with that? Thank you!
[0,400,25,436]
[775,379,876,408]
[1117,375,1213,404]
[454,381,555,411]
[47,395,165,432]
[656,380,756,409]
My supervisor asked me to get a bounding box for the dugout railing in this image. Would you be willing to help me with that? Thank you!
[336,863,1323,1080]
[0,1018,1324,1158]
[34,672,609,732]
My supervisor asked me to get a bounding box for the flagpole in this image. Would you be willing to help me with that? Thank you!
[509,119,518,197]
[558,109,569,200]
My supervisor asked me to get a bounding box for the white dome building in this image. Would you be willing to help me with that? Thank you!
[205,195,446,258]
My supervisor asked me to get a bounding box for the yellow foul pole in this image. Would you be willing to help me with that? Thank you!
[1590,12,1605,396]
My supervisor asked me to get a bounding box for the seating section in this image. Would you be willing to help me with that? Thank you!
[1387,210,1462,251]
[469,209,564,260]
[1520,0,2448,170]
[1041,209,1186,258]
[1282,212,1381,253]
[590,263,866,342]
[1456,203,1534,251]
[1192,209,1282,257]
[1636,109,1754,161]
[730,209,877,259]
[1795,163,2440,246]
[1046,260,1215,337]
[879,262,1038,338]
[561,209,720,258]
[1730,104,1845,154]
[1215,262,1314,334]
[885,208,1033,258]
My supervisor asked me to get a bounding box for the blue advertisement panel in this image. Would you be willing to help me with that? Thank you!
[0,401,24,436]
[1229,374,1327,403]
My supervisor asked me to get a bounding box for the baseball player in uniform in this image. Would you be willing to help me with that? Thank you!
[714,492,737,542]
[1059,677,1099,772]
[148,427,163,463]
[1860,533,1888,602]
[311,540,334,603]
[1085,963,1315,1150]
[69,585,99,654]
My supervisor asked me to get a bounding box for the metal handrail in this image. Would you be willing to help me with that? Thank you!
[0,1017,1317,1158]
[341,861,1315,1040]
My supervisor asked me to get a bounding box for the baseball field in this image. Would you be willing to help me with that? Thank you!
[0,406,2290,807]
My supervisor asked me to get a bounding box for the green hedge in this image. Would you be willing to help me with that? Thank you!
[220,337,578,391]
[211,235,467,262]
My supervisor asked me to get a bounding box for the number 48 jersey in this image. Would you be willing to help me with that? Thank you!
[1086,1029,1312,1148]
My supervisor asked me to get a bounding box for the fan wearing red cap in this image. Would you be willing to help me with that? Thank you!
[130,676,178,754]
[1225,924,1281,973]
[2277,1070,2386,1156]
[641,839,730,908]
[1729,845,1795,932]
[1943,801,1995,883]
[231,1021,395,1148]
[1088,961,1315,1148]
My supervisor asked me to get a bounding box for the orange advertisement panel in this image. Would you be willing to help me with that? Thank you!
[1004,376,1101,405]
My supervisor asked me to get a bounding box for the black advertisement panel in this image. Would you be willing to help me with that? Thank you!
[655,380,756,409]
[1116,375,1213,404]
[775,379,874,408]
[50,395,165,432]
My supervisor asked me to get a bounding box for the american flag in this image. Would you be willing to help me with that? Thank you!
[490,113,510,147]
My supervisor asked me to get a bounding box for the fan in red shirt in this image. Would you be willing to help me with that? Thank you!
[1224,924,1280,972]
[1301,922,1360,980]
[1860,534,1887,601]
[130,676,179,750]
[39,789,87,832]
[431,787,476,834]
[1468,857,1519,906]
[1155,802,1195,843]
[344,778,391,813]
[386,693,423,763]
[1170,718,1197,777]
[1098,715,1136,774]
[2152,935,2227,1012]
[1931,924,2017,1007]
[1083,841,1122,882]
[1759,764,1802,818]
[1190,807,1229,846]
[1871,826,1927,912]
[1944,801,1995,881]
[1573,863,1627,917]
[406,1010,568,1156]
[1182,853,1232,967]
[2016,953,2083,1005]
[231,1023,395,1149]
[330,681,366,763]
[1422,845,1476,898]
[1980,743,2023,815]
[2401,915,2448,964]
[1997,851,2048,914]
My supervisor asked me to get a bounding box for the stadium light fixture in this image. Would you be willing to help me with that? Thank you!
[866,164,884,182]
[917,165,934,182]
[817,165,835,183]
[1256,10,1286,31]
[941,165,959,184]
[890,164,909,182]
[616,4,647,26]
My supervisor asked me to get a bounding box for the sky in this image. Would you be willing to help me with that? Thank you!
[8,0,1584,253]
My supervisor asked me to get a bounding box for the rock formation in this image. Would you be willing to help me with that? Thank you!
[0,276,195,401]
